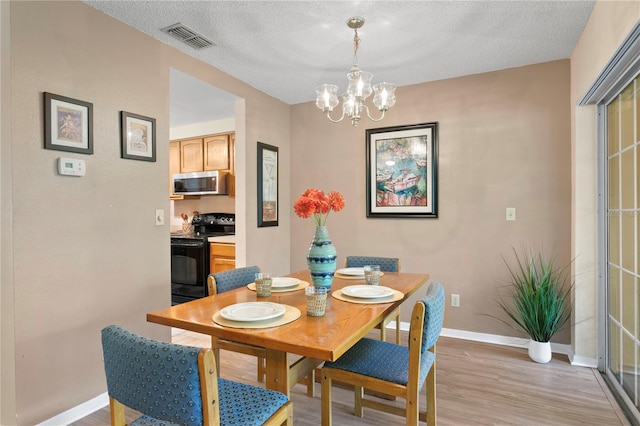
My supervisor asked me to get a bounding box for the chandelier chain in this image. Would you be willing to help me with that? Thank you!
[353,28,361,65]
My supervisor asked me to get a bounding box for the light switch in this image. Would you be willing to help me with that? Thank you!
[506,207,516,221]
[155,209,165,226]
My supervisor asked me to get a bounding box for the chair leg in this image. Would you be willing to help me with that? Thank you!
[210,337,221,376]
[380,322,387,342]
[426,364,437,426]
[306,367,315,397]
[257,355,266,383]
[321,370,332,426]
[395,313,401,344]
[109,397,126,426]
[285,401,294,426]
[405,385,420,425]
[354,385,364,417]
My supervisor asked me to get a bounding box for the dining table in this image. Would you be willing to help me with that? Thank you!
[147,269,430,397]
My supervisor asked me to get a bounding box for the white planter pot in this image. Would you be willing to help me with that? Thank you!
[528,339,552,363]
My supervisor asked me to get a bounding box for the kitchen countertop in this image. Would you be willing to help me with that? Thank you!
[208,235,235,244]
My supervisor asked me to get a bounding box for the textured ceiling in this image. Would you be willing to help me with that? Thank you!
[84,0,596,126]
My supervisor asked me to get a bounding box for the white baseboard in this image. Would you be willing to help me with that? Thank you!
[440,326,530,348]
[37,392,108,426]
[570,354,598,368]
[43,325,597,424]
[392,321,596,367]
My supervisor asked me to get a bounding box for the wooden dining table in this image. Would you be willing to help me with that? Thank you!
[147,269,430,396]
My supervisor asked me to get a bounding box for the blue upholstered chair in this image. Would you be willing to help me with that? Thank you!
[101,325,293,426]
[345,256,402,344]
[346,256,401,273]
[208,266,315,396]
[321,282,445,426]
[208,265,261,295]
[207,266,266,382]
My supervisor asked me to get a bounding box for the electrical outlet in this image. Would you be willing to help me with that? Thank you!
[155,209,165,226]
[506,207,516,221]
[451,294,460,307]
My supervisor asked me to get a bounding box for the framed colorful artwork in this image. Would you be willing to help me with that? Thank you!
[44,92,93,154]
[257,142,279,227]
[366,122,439,218]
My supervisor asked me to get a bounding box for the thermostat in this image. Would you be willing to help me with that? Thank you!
[57,157,86,177]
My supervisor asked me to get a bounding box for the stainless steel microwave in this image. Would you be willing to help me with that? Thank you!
[172,171,227,195]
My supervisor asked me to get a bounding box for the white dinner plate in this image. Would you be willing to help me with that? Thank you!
[336,267,365,276]
[271,277,300,288]
[341,285,394,299]
[220,302,286,322]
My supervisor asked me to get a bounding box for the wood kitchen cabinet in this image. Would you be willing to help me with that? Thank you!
[210,242,235,273]
[227,134,236,198]
[204,134,230,170]
[180,138,205,172]
[169,132,235,199]
[169,141,183,199]
[227,174,236,198]
[180,135,230,173]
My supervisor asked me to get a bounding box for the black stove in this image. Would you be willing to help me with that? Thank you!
[169,231,229,240]
[170,212,235,241]
[170,212,235,305]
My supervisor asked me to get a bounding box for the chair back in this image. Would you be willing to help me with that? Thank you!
[101,324,217,426]
[345,256,400,272]
[208,265,260,294]
[420,282,445,352]
[407,282,445,389]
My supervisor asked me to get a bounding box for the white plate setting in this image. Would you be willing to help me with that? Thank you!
[271,277,300,289]
[341,285,394,299]
[220,302,286,322]
[336,267,365,276]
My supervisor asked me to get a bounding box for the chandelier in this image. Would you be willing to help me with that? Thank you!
[315,17,396,126]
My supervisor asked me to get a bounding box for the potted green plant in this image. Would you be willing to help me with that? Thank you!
[494,247,572,363]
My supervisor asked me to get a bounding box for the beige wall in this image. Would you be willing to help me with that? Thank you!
[6,1,290,424]
[570,2,640,361]
[1,1,17,425]
[4,0,636,422]
[291,60,572,341]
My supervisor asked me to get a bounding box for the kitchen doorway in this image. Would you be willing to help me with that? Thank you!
[169,68,245,287]
[169,68,241,226]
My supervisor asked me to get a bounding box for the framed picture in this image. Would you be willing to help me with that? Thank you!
[44,92,93,154]
[366,122,438,218]
[120,111,156,162]
[257,142,279,227]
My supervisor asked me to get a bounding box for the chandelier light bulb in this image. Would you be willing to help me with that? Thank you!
[314,17,397,126]
[315,84,339,111]
[373,82,396,111]
[343,93,355,114]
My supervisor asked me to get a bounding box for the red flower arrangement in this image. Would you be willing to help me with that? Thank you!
[293,188,345,226]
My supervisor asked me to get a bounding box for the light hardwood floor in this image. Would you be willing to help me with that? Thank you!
[75,330,631,426]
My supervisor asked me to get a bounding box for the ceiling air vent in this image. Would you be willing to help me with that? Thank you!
[160,23,215,50]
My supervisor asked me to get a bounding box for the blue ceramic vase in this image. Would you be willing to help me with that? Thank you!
[307,225,337,290]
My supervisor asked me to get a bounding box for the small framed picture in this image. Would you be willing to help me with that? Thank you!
[257,142,279,227]
[366,122,439,218]
[44,92,93,154]
[120,111,156,162]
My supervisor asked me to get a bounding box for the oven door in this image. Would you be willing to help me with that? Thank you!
[170,238,208,304]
